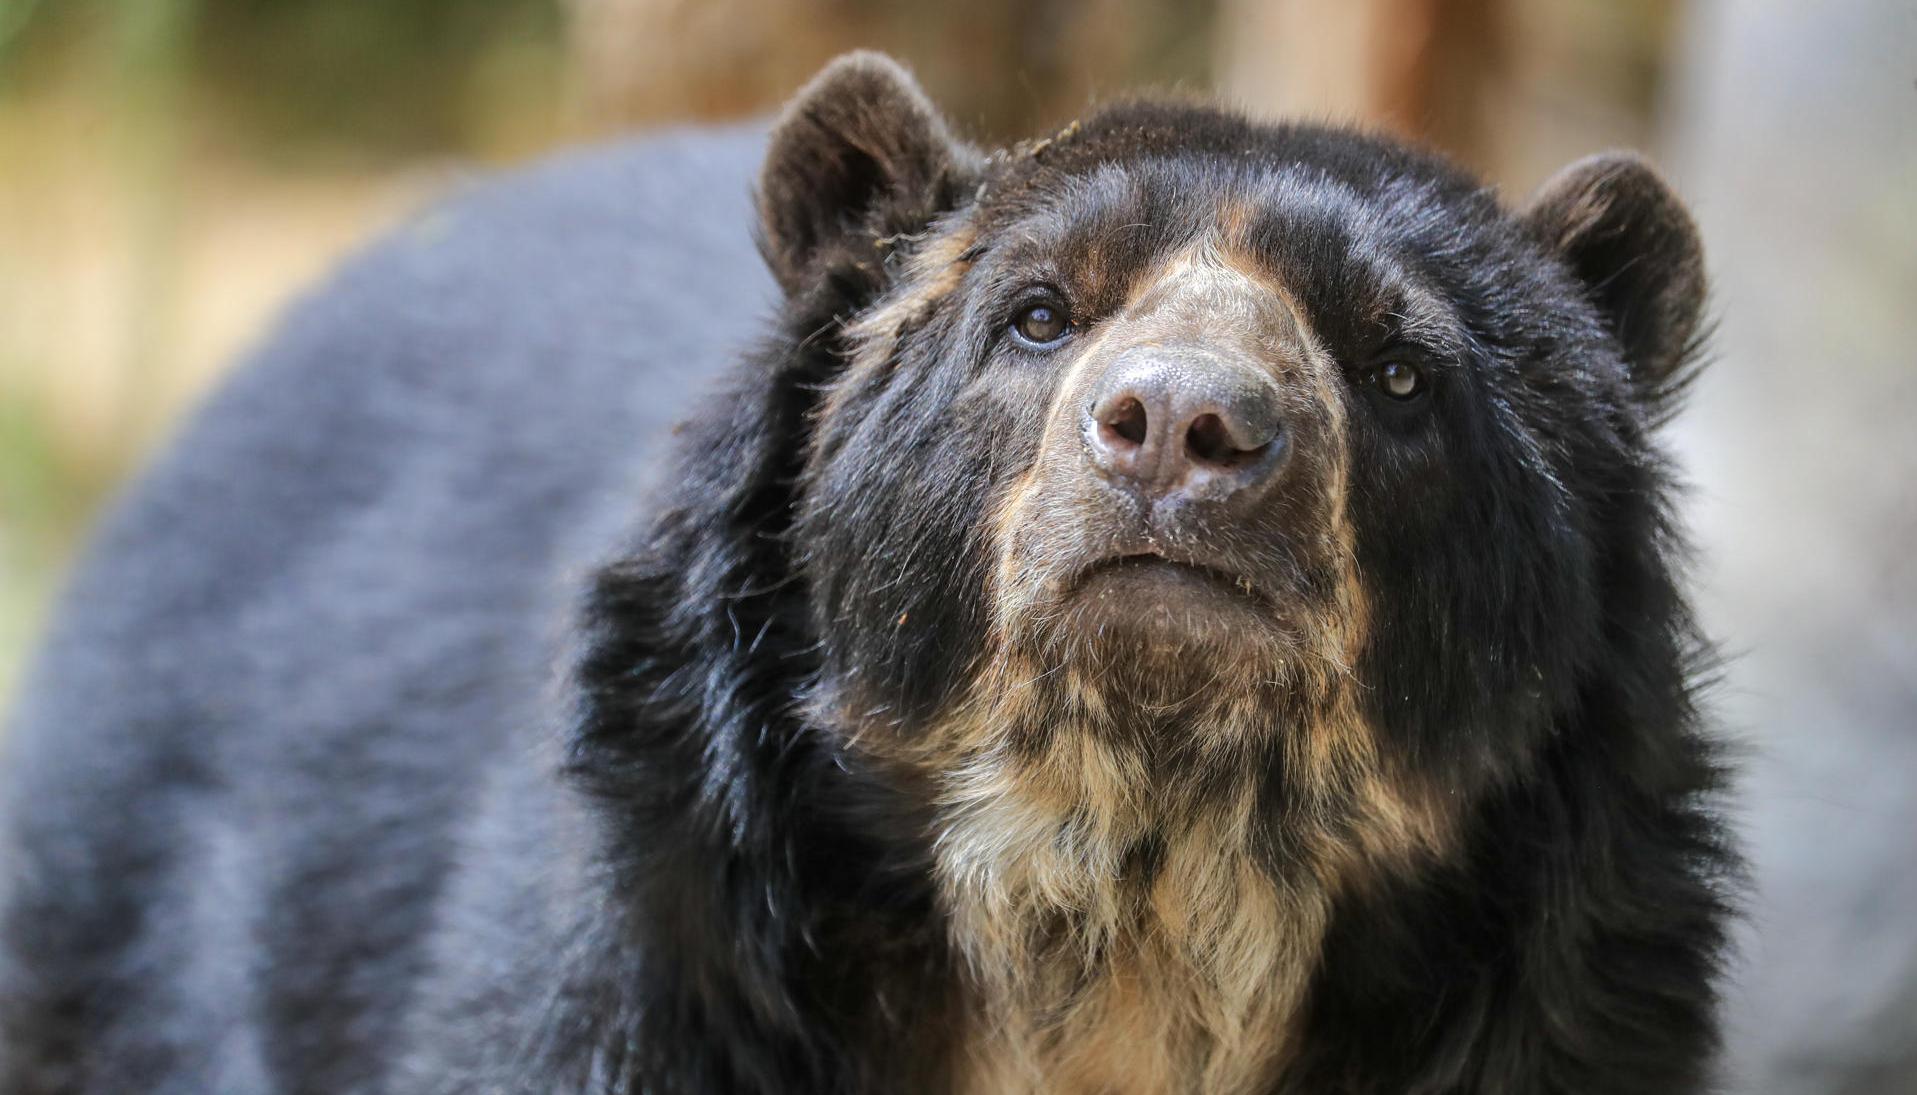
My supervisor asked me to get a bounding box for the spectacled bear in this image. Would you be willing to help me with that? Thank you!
[0,52,1736,1094]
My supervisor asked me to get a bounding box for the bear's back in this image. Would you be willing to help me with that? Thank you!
[0,126,771,1093]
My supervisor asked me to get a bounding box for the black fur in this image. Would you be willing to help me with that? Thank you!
[0,54,1736,1093]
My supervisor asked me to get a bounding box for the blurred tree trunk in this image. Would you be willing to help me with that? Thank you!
[111,0,195,458]
[563,0,1217,144]
[1216,0,1498,153]
[1216,0,1679,192]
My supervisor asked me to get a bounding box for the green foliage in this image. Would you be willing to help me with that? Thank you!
[0,0,47,57]
[1,0,565,161]
[0,389,115,704]
[194,0,564,160]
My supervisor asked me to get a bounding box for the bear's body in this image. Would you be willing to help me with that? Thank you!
[1,57,1734,1094]
[0,128,774,1094]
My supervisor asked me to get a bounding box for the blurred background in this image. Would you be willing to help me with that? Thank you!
[0,0,1910,1090]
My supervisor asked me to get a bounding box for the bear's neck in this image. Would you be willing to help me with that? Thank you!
[887,644,1461,1095]
[926,718,1319,1095]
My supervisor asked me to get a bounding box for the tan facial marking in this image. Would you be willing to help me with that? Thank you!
[806,221,982,453]
[840,221,980,368]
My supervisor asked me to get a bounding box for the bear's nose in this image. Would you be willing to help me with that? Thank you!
[1084,350,1287,506]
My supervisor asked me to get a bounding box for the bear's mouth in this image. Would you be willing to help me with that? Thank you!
[1058,552,1276,641]
[1083,554,1262,598]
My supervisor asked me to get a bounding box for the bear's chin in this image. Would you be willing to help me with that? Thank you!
[1066,555,1272,626]
[1048,556,1287,649]
[1002,559,1309,713]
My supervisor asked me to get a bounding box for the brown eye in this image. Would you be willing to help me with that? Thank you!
[1377,361,1425,400]
[1012,302,1070,347]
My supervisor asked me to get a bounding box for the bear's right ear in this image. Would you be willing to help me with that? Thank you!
[757,52,976,300]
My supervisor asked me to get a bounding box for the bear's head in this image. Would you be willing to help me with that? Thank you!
[743,52,1705,820]
[575,54,1713,1084]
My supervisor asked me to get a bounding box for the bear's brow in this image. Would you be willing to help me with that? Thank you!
[976,161,1468,363]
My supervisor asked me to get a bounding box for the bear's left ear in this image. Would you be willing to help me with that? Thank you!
[757,52,977,300]
[1522,153,1707,393]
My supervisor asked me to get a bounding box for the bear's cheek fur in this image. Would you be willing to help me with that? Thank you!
[794,311,1026,726]
[1340,368,1605,792]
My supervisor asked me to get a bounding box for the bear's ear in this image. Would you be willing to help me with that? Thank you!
[757,52,975,299]
[1522,153,1707,394]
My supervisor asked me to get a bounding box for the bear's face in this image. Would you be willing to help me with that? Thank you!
[801,160,1413,783]
[765,59,1701,814]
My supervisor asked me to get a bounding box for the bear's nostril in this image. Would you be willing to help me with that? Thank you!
[1102,397,1150,448]
[1085,356,1286,498]
[1186,413,1263,468]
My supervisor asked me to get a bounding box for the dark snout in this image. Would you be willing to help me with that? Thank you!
[1084,348,1288,510]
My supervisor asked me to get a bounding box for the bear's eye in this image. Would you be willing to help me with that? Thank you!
[1375,361,1426,400]
[1011,302,1071,348]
